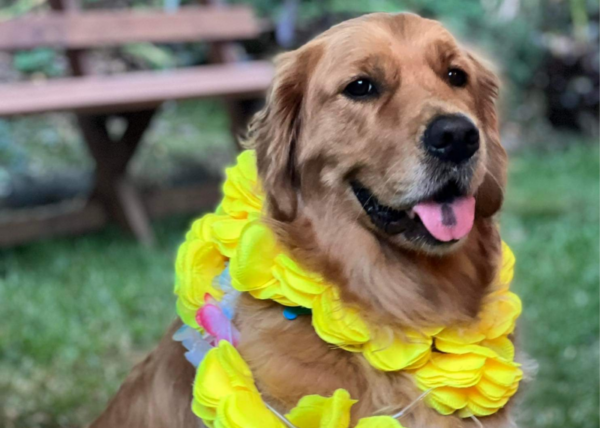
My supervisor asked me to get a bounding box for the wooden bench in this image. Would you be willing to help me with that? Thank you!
[0,0,273,247]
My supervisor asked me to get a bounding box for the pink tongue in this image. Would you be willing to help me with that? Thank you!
[412,196,475,242]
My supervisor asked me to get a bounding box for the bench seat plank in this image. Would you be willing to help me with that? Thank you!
[0,6,262,50]
[0,61,273,116]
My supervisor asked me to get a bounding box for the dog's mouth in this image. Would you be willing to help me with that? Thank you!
[351,180,476,245]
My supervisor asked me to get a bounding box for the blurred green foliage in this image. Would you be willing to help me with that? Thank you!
[13,49,63,76]
[121,43,176,69]
[0,0,43,19]
[232,0,596,123]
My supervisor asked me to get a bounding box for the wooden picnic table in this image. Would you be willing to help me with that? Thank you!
[0,0,274,247]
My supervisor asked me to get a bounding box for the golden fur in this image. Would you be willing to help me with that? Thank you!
[91,13,514,428]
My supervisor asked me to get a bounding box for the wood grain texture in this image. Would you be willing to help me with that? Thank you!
[0,6,262,50]
[0,62,273,116]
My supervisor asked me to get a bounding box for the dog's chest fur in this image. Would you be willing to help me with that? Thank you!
[234,295,515,428]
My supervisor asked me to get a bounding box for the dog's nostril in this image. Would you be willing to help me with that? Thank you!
[440,130,454,148]
[466,128,480,146]
[423,114,480,164]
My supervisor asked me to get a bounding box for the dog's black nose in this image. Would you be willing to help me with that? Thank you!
[423,115,480,164]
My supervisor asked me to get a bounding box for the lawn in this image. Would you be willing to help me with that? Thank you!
[0,140,598,428]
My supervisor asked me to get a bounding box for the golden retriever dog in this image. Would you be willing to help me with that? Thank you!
[92,12,513,428]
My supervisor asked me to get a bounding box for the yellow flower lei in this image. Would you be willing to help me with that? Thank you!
[175,150,523,426]
[194,340,404,428]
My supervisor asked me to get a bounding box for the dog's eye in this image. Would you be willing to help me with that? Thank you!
[447,68,468,87]
[343,78,377,99]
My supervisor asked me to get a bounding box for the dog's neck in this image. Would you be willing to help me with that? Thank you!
[269,208,502,329]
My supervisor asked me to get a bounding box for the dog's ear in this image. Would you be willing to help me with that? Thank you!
[247,45,322,222]
[468,53,507,218]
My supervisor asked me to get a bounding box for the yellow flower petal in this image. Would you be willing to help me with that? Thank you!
[286,394,328,428]
[249,285,297,306]
[320,389,357,428]
[482,359,522,388]
[464,401,497,417]
[504,381,520,396]
[434,338,499,359]
[420,326,445,336]
[287,389,356,428]
[405,350,433,371]
[434,325,486,345]
[457,407,474,418]
[216,341,256,391]
[176,296,201,331]
[430,352,487,372]
[175,237,225,301]
[222,151,263,219]
[210,217,250,258]
[194,348,237,408]
[191,401,216,425]
[415,361,482,389]
[364,328,432,371]
[234,149,259,182]
[175,217,227,329]
[217,391,284,428]
[428,387,468,411]
[230,221,279,292]
[273,254,328,308]
[188,213,223,242]
[193,341,257,411]
[481,337,515,361]
[479,292,522,340]
[312,288,370,347]
[425,394,455,415]
[468,388,510,410]
[475,378,511,401]
[354,416,405,428]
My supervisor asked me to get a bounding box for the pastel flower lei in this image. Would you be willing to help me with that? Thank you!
[174,150,523,426]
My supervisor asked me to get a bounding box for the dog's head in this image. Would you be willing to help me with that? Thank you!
[249,13,507,323]
[251,12,506,253]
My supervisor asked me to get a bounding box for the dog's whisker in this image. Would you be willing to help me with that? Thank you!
[382,157,404,187]
[484,164,503,189]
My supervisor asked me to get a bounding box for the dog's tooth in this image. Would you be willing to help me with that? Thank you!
[407,209,416,219]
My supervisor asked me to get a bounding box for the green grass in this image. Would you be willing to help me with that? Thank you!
[0,218,191,428]
[501,142,599,428]
[0,142,598,428]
